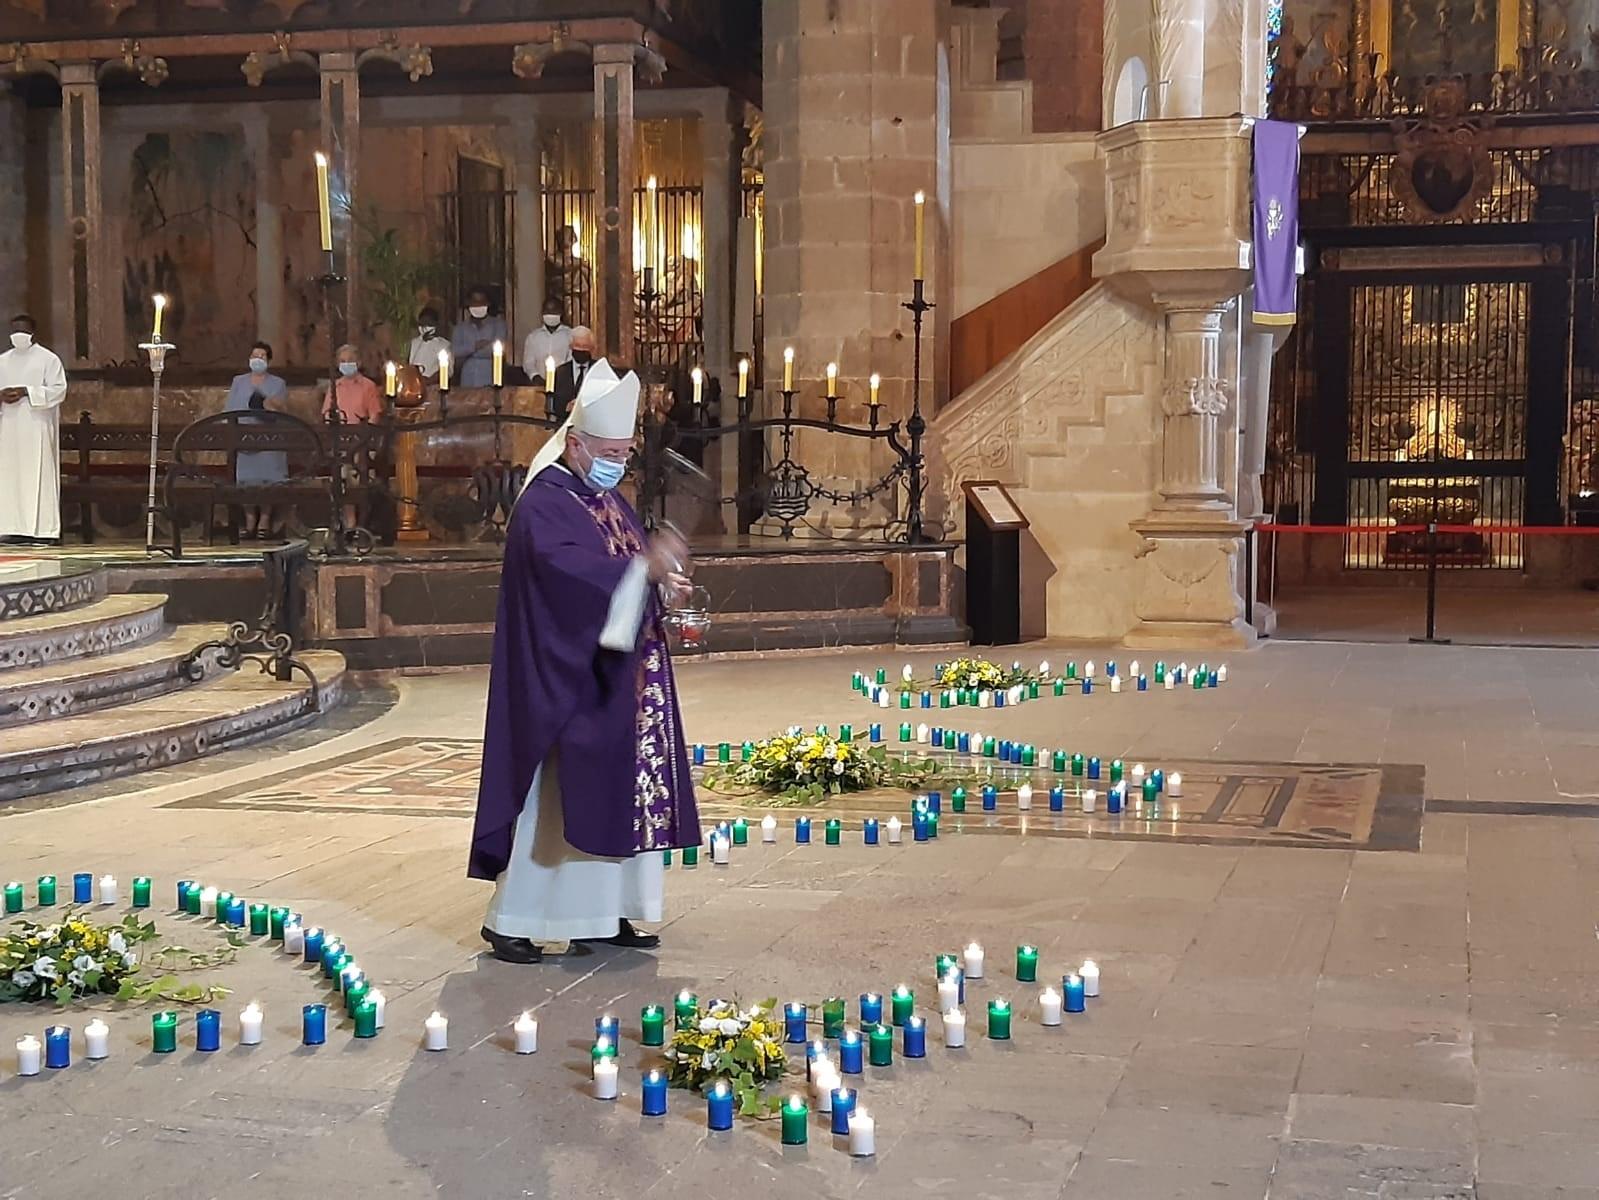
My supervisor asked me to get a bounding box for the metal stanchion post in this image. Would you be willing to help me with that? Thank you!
[1409,521,1452,645]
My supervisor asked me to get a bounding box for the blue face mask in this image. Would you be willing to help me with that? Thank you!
[249,357,268,374]
[585,456,627,492]
[338,362,359,377]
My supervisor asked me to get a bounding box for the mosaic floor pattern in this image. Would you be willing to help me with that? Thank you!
[175,737,1423,851]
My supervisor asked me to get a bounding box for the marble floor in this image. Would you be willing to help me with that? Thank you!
[2,639,1599,1198]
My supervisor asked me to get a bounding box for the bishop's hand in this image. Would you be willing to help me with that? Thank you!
[644,528,691,584]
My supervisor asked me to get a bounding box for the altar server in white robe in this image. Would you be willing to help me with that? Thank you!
[0,315,68,544]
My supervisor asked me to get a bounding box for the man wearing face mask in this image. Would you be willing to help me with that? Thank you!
[470,358,700,964]
[408,307,450,379]
[546,325,597,421]
[0,314,68,545]
[521,301,572,387]
[449,287,508,389]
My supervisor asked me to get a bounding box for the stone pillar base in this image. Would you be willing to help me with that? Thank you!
[1126,513,1256,649]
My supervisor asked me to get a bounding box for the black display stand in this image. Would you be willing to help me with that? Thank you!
[962,479,1026,646]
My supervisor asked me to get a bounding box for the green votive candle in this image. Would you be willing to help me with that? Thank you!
[825,819,842,846]
[731,819,749,846]
[1016,945,1039,983]
[928,811,940,839]
[741,741,755,762]
[1028,680,1040,699]
[1154,661,1167,682]
[36,875,56,906]
[3,881,21,913]
[717,742,731,763]
[935,953,959,980]
[890,985,914,1027]
[682,844,699,867]
[1110,759,1124,783]
[875,668,887,685]
[590,1038,618,1070]
[988,998,1012,1039]
[839,724,853,744]
[185,885,202,914]
[152,1011,179,1053]
[899,722,912,743]
[248,903,270,936]
[822,996,846,1038]
[1053,679,1065,697]
[131,877,152,908]
[983,736,997,758]
[951,786,967,813]
[214,891,235,923]
[1142,778,1158,803]
[1052,749,1067,773]
[899,691,911,709]
[353,999,379,1039]
[674,991,698,1029]
[1065,662,1077,679]
[269,906,290,939]
[641,1004,666,1046]
[663,848,673,866]
[345,978,371,1017]
[780,1094,809,1145]
[868,1023,894,1067]
[1071,753,1086,777]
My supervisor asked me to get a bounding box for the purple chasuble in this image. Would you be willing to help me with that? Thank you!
[469,465,701,880]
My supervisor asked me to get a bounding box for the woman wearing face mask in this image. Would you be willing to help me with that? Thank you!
[224,340,289,539]
[449,287,508,388]
[408,307,450,379]
[521,301,572,386]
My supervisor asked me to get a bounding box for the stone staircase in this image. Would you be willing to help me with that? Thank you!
[0,559,344,802]
[927,283,1164,639]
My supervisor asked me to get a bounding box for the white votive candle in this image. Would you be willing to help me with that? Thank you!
[1084,659,1096,679]
[16,1035,41,1076]
[1016,783,1033,811]
[424,1012,448,1051]
[964,941,985,979]
[902,663,914,682]
[848,1106,876,1156]
[239,1002,264,1046]
[1080,960,1101,998]
[978,690,991,708]
[812,1067,840,1110]
[514,1011,538,1054]
[369,989,387,1028]
[199,886,219,918]
[1081,788,1097,814]
[592,1057,619,1100]
[1168,771,1184,798]
[1218,664,1228,683]
[917,723,930,744]
[1165,674,1175,690]
[712,835,730,865]
[878,691,891,709]
[282,921,304,955]
[761,814,778,843]
[937,974,959,1012]
[84,1019,110,1060]
[1128,660,1140,678]
[1110,675,1123,693]
[886,817,903,844]
[1038,659,1050,676]
[1039,987,1063,1026]
[98,875,118,905]
[942,1007,966,1047]
[1131,764,1146,785]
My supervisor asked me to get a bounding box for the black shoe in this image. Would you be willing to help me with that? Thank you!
[578,919,660,949]
[480,925,544,964]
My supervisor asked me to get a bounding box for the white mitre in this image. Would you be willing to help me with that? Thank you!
[525,358,641,482]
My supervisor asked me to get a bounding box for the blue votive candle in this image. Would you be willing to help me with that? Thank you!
[1088,756,1102,780]
[860,992,884,1026]
[795,817,811,845]
[195,1009,221,1052]
[642,1069,668,1117]
[926,790,942,814]
[73,873,93,904]
[912,814,930,842]
[1152,769,1165,793]
[869,723,882,743]
[1049,786,1065,812]
[784,1002,807,1044]
[1064,973,1086,1013]
[45,1025,71,1069]
[176,880,194,910]
[1106,660,1117,677]
[921,690,932,708]
[303,928,325,963]
[958,732,971,754]
[1082,678,1093,695]
[225,898,246,927]
[707,1082,735,1131]
[839,1029,864,1074]
[982,786,997,812]
[864,818,879,845]
[1107,785,1124,814]
[692,743,705,766]
[595,1014,620,1042]
[903,1015,927,1058]
[1138,674,1149,691]
[830,1087,858,1136]
[302,1004,327,1046]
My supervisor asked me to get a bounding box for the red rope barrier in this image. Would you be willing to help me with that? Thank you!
[1253,523,1599,536]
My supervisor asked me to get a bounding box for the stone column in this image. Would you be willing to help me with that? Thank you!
[700,95,741,528]
[761,0,948,527]
[0,92,26,318]
[244,110,284,348]
[1153,302,1232,511]
[512,104,546,339]
[591,44,637,363]
[1152,0,1207,118]
[59,63,108,367]
[318,51,361,349]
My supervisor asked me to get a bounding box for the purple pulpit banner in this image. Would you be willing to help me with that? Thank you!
[1252,119,1300,326]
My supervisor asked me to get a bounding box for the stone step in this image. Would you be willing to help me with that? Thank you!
[0,559,104,620]
[0,593,168,673]
[0,649,346,802]
[0,624,233,728]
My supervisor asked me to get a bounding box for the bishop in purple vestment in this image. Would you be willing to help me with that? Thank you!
[470,360,700,963]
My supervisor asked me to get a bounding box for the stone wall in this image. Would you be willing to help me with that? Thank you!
[951,134,1103,318]
[0,95,26,319]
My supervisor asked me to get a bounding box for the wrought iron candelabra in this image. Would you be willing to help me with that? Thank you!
[316,250,374,558]
[900,275,933,545]
[138,331,175,557]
